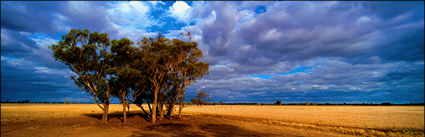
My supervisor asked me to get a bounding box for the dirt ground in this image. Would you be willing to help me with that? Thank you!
[1,104,357,137]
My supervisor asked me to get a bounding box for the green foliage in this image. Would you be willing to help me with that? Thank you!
[49,29,112,105]
[130,32,209,122]
[63,100,67,104]
[49,30,209,124]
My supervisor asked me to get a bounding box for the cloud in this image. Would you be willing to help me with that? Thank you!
[187,58,424,103]
[1,55,87,102]
[1,1,423,104]
[167,1,193,24]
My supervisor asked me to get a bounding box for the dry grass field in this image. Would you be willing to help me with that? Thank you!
[182,105,424,136]
[1,103,423,137]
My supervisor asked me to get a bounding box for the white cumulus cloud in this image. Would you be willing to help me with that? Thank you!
[168,1,193,24]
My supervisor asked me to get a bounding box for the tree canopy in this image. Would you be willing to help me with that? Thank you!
[49,29,209,124]
[48,29,112,124]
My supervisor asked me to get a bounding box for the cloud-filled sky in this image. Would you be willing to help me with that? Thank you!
[1,1,424,104]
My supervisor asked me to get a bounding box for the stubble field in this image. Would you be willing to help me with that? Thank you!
[182,105,424,136]
[1,103,423,137]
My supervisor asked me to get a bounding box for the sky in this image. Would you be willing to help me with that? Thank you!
[1,1,424,104]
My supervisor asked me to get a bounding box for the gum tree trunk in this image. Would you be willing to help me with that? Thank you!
[122,102,127,123]
[167,101,175,120]
[178,96,183,118]
[101,103,109,124]
[151,88,158,123]
[158,103,164,120]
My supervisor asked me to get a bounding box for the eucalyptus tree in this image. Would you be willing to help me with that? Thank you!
[170,32,210,118]
[134,32,209,123]
[137,33,174,123]
[196,91,210,106]
[109,38,149,123]
[48,29,112,124]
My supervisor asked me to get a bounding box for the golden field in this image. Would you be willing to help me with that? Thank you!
[182,105,424,130]
[182,105,424,136]
[1,103,424,137]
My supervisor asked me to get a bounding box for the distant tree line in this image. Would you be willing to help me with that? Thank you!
[3,99,422,106]
[177,101,423,106]
[48,29,209,124]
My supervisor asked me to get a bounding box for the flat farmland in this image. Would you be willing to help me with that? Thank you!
[1,104,423,137]
[182,105,424,136]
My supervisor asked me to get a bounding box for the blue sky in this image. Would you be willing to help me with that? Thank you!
[1,1,424,104]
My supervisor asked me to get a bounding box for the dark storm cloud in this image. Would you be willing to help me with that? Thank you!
[1,1,117,39]
[1,28,68,69]
[1,1,118,102]
[199,1,423,76]
[1,28,39,53]
[1,1,64,35]
[360,1,424,20]
[199,2,245,56]
[1,56,88,102]
[188,1,423,104]
[1,1,423,104]
[188,59,424,103]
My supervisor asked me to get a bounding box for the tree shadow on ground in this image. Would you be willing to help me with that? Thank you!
[82,112,151,123]
[200,124,278,137]
[131,123,205,137]
[131,123,279,137]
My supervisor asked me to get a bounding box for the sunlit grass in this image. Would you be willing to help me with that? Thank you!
[182,105,424,136]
